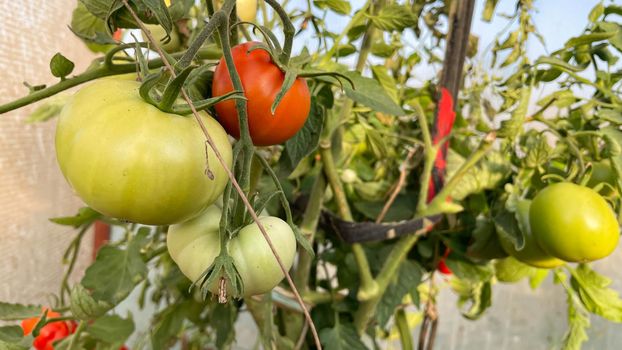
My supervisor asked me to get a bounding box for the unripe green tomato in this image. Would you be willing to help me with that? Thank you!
[530,182,620,262]
[494,256,532,283]
[236,0,257,22]
[56,78,232,225]
[167,206,297,296]
[498,200,565,269]
[143,24,181,52]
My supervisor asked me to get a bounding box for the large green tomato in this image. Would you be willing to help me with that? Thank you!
[56,77,232,225]
[498,200,565,269]
[530,182,620,262]
[167,206,297,296]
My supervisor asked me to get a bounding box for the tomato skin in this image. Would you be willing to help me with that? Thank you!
[498,200,565,269]
[143,24,182,52]
[56,78,232,225]
[530,182,620,262]
[21,310,70,350]
[236,0,258,22]
[212,42,311,146]
[167,206,297,296]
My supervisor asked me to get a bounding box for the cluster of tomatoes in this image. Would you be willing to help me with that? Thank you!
[54,42,309,296]
[21,310,75,350]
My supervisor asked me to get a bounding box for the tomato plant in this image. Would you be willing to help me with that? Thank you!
[212,41,311,146]
[167,206,297,296]
[530,182,620,263]
[56,77,233,225]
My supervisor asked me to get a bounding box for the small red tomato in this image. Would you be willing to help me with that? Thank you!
[22,309,70,350]
[212,41,311,146]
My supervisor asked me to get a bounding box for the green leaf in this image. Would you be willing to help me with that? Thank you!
[0,302,41,321]
[0,326,23,343]
[466,217,508,260]
[371,40,395,58]
[70,2,116,47]
[313,0,351,15]
[368,5,416,32]
[281,98,324,172]
[151,301,196,350]
[597,22,622,53]
[139,0,173,34]
[376,260,423,327]
[561,285,590,350]
[49,207,102,228]
[81,228,149,304]
[523,133,552,169]
[86,314,134,345]
[598,109,622,124]
[26,94,69,123]
[370,65,399,103]
[482,0,499,22]
[449,278,493,320]
[498,86,531,139]
[565,31,617,48]
[604,5,622,16]
[445,150,511,200]
[49,53,75,79]
[342,71,405,116]
[529,269,549,289]
[589,3,604,22]
[212,303,237,349]
[496,31,519,51]
[445,260,495,282]
[535,56,586,72]
[570,264,622,322]
[319,323,366,350]
[493,207,524,251]
[70,284,112,320]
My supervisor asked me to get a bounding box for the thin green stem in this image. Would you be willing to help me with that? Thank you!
[68,321,86,350]
[177,11,225,69]
[264,0,295,65]
[319,142,377,301]
[0,49,219,115]
[396,309,415,350]
[60,225,90,304]
[293,172,326,288]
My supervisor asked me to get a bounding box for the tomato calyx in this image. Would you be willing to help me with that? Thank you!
[192,253,245,303]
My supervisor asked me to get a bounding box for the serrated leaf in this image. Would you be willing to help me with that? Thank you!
[449,278,493,320]
[71,2,116,46]
[561,285,590,350]
[570,264,622,322]
[0,302,41,321]
[376,260,423,327]
[589,3,604,22]
[86,314,134,345]
[0,326,23,344]
[565,31,617,48]
[368,5,416,32]
[342,71,405,116]
[151,301,196,350]
[313,0,351,15]
[49,207,102,228]
[498,86,531,139]
[535,56,585,72]
[466,217,508,260]
[524,134,551,169]
[493,207,524,251]
[26,94,69,123]
[282,98,324,172]
[537,90,577,109]
[445,150,511,200]
[70,284,112,320]
[319,323,366,350]
[81,228,149,304]
[370,65,398,103]
[598,109,622,124]
[371,40,395,58]
[50,53,75,79]
[482,0,499,22]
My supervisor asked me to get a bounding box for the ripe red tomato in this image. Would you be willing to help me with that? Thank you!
[21,310,71,350]
[437,248,452,275]
[212,41,311,146]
